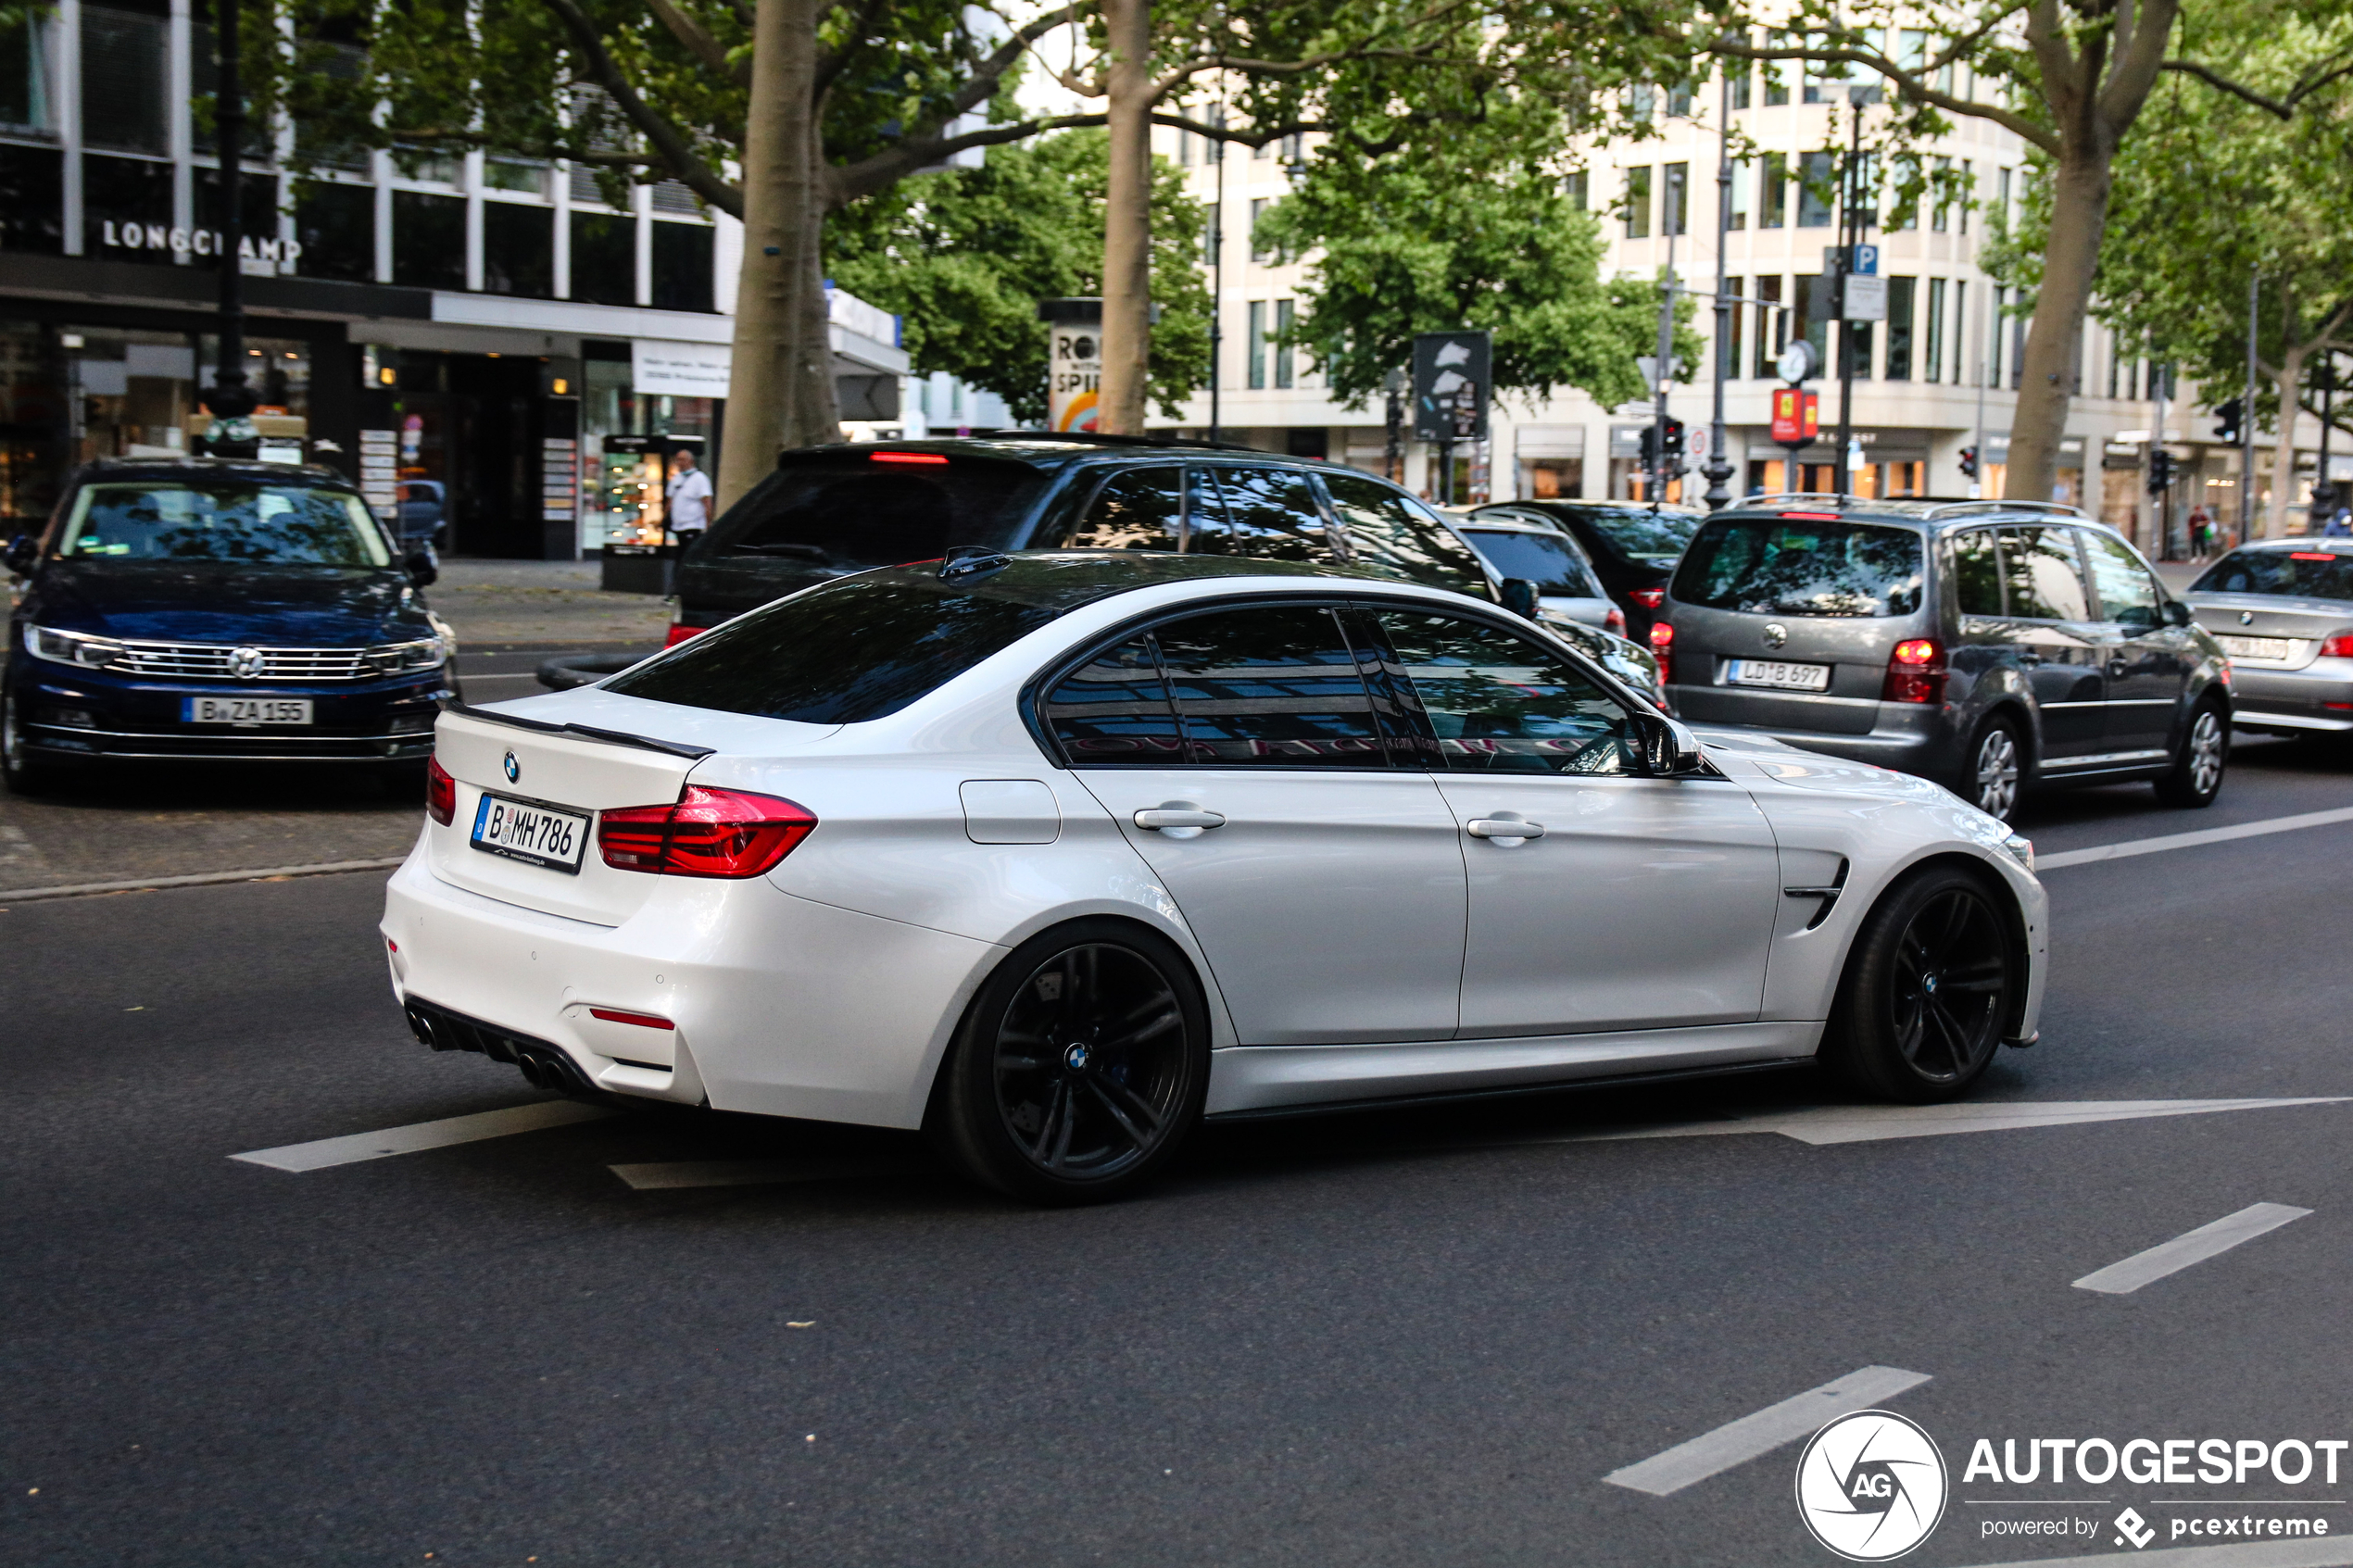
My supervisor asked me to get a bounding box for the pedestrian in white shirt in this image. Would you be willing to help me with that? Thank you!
[665,450,713,540]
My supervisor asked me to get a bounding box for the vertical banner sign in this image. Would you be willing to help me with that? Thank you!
[1038,298,1104,433]
[1771,388,1819,449]
[1413,332,1491,441]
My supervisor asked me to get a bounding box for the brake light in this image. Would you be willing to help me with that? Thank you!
[663,622,704,648]
[1648,621,1673,684]
[425,756,455,825]
[2292,551,2336,561]
[1629,588,1666,608]
[1604,606,1626,634]
[871,451,949,465]
[1780,511,1842,521]
[2322,634,2353,658]
[598,785,817,878]
[1883,637,1947,705]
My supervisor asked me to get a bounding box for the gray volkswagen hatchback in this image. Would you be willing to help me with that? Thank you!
[1655,496,2230,820]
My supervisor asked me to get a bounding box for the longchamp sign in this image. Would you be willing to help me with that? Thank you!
[96,222,304,263]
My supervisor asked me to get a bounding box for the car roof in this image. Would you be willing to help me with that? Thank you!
[1455,515,1569,534]
[876,550,1413,617]
[1709,495,2095,532]
[72,456,359,490]
[2222,537,2353,552]
[788,435,1315,473]
[1496,499,1705,517]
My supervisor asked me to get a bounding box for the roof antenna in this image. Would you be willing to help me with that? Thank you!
[939,546,1013,580]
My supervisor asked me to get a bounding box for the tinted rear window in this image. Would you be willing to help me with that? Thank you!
[1573,508,1700,564]
[1461,529,1602,596]
[2192,549,2353,602]
[605,571,1060,723]
[702,453,1049,571]
[1673,519,1924,617]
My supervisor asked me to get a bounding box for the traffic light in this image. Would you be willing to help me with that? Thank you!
[2214,398,2244,445]
[1660,416,1687,460]
[1638,426,1659,466]
[2147,449,2177,495]
[1957,445,1979,479]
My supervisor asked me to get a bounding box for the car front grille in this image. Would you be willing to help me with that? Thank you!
[108,640,376,682]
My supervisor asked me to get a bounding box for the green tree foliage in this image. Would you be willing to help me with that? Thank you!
[829,132,1210,423]
[1252,89,1697,410]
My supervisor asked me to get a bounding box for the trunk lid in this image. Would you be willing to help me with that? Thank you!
[1665,604,1915,734]
[2184,592,2353,670]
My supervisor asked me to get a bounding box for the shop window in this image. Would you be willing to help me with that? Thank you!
[0,144,61,253]
[81,6,165,154]
[484,159,547,195]
[392,191,465,291]
[82,152,171,257]
[0,8,53,133]
[296,182,373,282]
[649,220,712,312]
[569,212,635,306]
[1524,458,1582,498]
[193,167,284,249]
[484,202,554,298]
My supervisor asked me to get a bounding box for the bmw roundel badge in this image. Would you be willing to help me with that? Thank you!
[503,750,520,784]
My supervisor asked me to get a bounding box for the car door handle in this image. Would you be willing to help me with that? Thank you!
[2108,658,2129,676]
[1466,818,1546,840]
[1134,808,1227,831]
[2016,651,2043,667]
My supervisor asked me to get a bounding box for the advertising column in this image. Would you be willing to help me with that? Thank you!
[1039,298,1103,433]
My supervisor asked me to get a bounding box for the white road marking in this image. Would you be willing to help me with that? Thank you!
[1537,1098,2347,1148]
[2072,1202,2313,1295]
[1960,1537,2353,1566]
[609,1158,912,1190]
[0,857,409,904]
[231,1100,613,1172]
[2038,806,2353,871]
[1604,1365,1931,1497]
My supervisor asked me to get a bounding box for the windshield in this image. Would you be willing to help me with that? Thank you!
[1573,507,1701,565]
[1461,529,1603,597]
[2191,549,2353,602]
[1673,518,1925,618]
[59,482,390,566]
[703,452,1049,571]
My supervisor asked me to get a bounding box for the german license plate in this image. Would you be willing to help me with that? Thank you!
[470,792,591,874]
[1724,659,1832,693]
[183,696,312,725]
[2217,635,2294,660]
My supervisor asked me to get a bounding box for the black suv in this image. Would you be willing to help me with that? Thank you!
[1655,496,2230,820]
[1467,499,1704,641]
[668,435,1664,697]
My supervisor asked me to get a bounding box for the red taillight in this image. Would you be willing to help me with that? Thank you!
[598,785,817,878]
[663,622,704,648]
[1884,637,1947,705]
[1629,588,1666,609]
[589,1008,674,1030]
[425,756,456,825]
[1604,606,1626,633]
[871,451,949,465]
[2322,635,2353,658]
[1648,621,1673,684]
[1780,510,1842,521]
[2291,551,2336,561]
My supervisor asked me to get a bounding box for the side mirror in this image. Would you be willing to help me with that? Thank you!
[2165,600,2193,628]
[1638,711,1706,777]
[3,533,36,576]
[403,546,439,587]
[1499,577,1541,619]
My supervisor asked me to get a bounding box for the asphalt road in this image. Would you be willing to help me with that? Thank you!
[7,741,2353,1567]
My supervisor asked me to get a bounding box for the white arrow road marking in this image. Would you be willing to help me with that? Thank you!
[231,1100,613,1172]
[1537,1098,2348,1148]
[1604,1365,1931,1497]
[609,1158,912,1191]
[1960,1536,2353,1566]
[2037,806,2353,871]
[2073,1202,2313,1295]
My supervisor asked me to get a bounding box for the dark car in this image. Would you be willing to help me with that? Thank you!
[1653,496,2230,821]
[396,480,447,550]
[667,434,1665,699]
[1468,499,1704,640]
[2,458,456,793]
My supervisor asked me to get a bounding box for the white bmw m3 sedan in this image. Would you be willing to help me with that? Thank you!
[382,552,2048,1203]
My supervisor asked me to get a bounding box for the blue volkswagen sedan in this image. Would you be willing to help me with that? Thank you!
[2,458,457,792]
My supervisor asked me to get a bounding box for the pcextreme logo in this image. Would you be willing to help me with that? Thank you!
[1795,1411,1950,1561]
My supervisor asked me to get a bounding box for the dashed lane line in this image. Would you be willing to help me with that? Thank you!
[231,1100,613,1172]
[2038,806,2353,871]
[0,857,408,903]
[1603,1365,1931,1497]
[2072,1202,2313,1296]
[1960,1536,2353,1566]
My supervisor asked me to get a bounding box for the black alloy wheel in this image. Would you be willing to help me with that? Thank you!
[928,920,1209,1204]
[1821,866,2018,1103]
[1,684,54,797]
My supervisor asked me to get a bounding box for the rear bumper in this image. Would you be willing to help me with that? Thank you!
[2224,665,2353,732]
[9,657,448,762]
[1664,690,1955,776]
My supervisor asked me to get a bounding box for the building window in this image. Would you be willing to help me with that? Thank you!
[569,211,634,306]
[1931,156,1951,232]
[1248,300,1266,389]
[1794,270,1824,365]
[483,202,554,298]
[0,9,54,133]
[1274,298,1295,389]
[296,182,374,282]
[1663,161,1688,236]
[1624,166,1651,239]
[1763,35,1790,106]
[82,153,172,256]
[1951,281,1967,384]
[1755,274,1782,378]
[0,144,62,254]
[1721,277,1743,380]
[1566,169,1588,210]
[1201,199,1217,264]
[81,6,165,155]
[1885,276,1915,381]
[1847,320,1873,382]
[1730,49,1752,110]
[1797,152,1834,227]
[1926,279,1946,384]
[1990,285,2007,387]
[650,221,713,312]
[1996,167,2012,232]
[1667,82,1692,117]
[1249,196,1269,262]
[1728,160,1747,230]
[1760,152,1786,229]
[1959,161,1971,233]
[2009,307,2025,390]
[393,192,467,291]
[1889,155,1918,231]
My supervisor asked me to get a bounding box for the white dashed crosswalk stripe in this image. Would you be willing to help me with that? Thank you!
[2072,1202,2313,1295]
[1603,1365,1932,1497]
[231,1100,613,1172]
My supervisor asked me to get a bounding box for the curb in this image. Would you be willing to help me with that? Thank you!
[0,857,409,904]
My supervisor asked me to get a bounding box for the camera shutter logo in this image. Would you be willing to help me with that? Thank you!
[1793,1410,1947,1561]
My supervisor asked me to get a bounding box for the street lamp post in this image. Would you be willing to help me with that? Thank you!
[1206,104,1227,445]
[1831,87,1869,498]
[201,0,258,456]
[1703,67,1735,511]
[1651,167,1680,508]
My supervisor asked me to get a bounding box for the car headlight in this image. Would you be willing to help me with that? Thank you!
[2002,832,2035,874]
[25,624,127,668]
[366,635,450,675]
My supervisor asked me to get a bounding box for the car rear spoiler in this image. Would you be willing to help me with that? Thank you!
[440,701,715,760]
